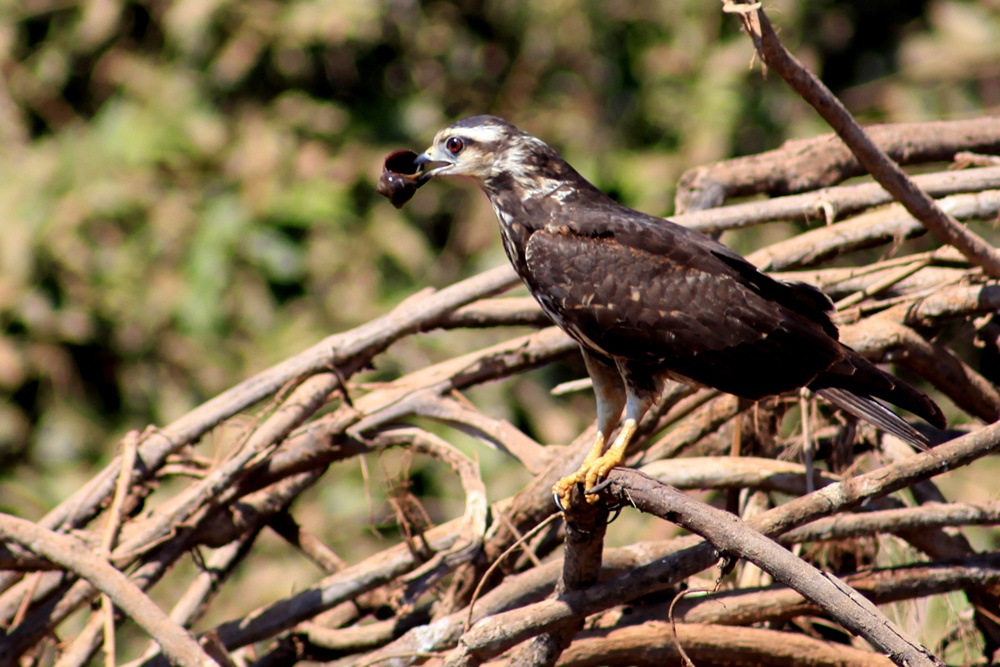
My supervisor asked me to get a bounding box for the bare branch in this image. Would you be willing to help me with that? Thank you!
[746,191,1000,271]
[556,621,894,667]
[433,420,1000,665]
[783,502,1000,544]
[676,165,1000,234]
[592,473,940,666]
[676,117,1000,209]
[639,456,838,496]
[0,514,216,667]
[37,266,519,538]
[663,553,1000,625]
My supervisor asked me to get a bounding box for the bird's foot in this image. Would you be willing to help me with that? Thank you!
[552,471,585,511]
[581,448,626,498]
[553,432,608,510]
[552,447,627,510]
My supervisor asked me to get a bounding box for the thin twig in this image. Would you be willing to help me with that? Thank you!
[730,0,1000,278]
[465,512,561,632]
[101,431,140,667]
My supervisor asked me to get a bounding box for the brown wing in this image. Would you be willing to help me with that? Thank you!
[522,220,845,400]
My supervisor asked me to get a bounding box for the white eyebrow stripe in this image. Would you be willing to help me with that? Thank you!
[441,125,504,145]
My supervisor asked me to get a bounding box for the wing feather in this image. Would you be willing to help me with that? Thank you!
[522,219,843,399]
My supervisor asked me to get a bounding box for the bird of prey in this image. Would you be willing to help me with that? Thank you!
[408,115,946,508]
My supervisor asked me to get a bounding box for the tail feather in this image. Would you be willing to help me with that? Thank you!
[809,346,947,449]
[814,387,930,449]
[815,350,947,427]
[809,347,946,448]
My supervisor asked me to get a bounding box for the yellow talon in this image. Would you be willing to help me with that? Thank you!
[553,419,638,508]
[553,432,607,508]
[581,448,628,497]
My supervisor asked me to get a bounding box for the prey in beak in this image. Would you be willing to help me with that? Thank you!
[375,150,452,209]
[377,117,505,207]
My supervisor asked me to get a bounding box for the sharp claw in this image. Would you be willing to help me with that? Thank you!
[553,492,567,512]
[584,476,613,495]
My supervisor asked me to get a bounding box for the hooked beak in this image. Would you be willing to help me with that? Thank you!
[414,150,454,179]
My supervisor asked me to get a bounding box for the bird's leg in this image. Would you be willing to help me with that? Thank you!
[581,416,637,498]
[553,353,624,509]
[580,388,653,502]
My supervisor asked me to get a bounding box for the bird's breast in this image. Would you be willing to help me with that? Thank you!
[495,212,527,268]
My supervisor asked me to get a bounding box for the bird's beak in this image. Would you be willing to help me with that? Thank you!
[414,150,454,179]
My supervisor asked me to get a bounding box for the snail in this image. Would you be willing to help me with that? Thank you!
[376,150,431,208]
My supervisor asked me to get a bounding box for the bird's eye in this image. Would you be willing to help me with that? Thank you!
[446,137,465,154]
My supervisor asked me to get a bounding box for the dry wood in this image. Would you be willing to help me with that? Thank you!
[554,621,894,667]
[676,117,1000,210]
[0,515,216,667]
[676,165,1000,233]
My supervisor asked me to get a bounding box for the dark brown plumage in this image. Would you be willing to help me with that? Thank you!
[412,115,946,506]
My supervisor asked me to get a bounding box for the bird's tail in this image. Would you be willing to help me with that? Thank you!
[813,387,930,448]
[809,350,946,449]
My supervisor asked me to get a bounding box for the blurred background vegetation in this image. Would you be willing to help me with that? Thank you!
[1,0,999,527]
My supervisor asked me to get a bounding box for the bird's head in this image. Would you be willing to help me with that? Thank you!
[415,115,568,191]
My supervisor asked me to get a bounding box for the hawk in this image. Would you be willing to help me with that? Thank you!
[405,115,946,508]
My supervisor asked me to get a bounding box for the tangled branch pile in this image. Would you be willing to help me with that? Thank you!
[2,109,1000,665]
